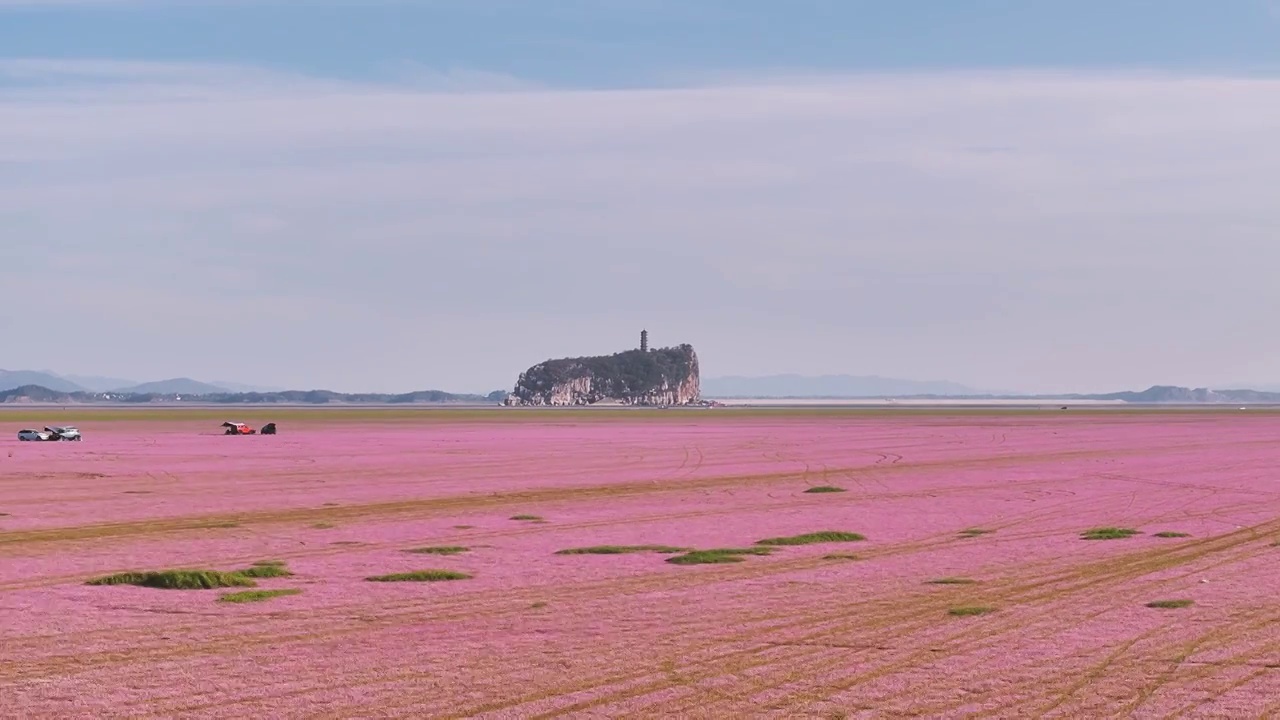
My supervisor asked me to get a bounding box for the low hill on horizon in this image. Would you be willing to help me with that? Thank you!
[113,378,233,395]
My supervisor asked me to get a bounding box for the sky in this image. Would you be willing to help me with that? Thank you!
[4,1,1280,394]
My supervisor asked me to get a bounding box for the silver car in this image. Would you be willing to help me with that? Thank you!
[45,426,82,441]
[17,429,53,441]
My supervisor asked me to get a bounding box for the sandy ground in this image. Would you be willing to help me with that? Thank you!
[2,409,1279,718]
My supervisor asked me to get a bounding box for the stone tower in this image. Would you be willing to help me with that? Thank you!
[640,329,649,353]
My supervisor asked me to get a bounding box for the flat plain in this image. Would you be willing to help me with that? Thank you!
[2,407,1279,718]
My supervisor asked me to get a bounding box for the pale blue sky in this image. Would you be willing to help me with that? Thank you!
[4,1,1280,393]
[4,1,1280,84]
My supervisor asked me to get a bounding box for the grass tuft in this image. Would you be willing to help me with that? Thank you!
[948,606,996,617]
[555,545,688,555]
[365,570,472,582]
[755,531,865,546]
[219,589,302,604]
[87,570,256,590]
[803,486,846,494]
[530,601,549,609]
[822,553,860,561]
[453,525,475,529]
[237,563,294,578]
[959,528,993,538]
[1081,527,1141,540]
[666,548,773,565]
[510,514,544,522]
[1146,599,1195,609]
[1153,531,1191,538]
[405,546,470,555]
[926,577,978,585]
[311,522,336,529]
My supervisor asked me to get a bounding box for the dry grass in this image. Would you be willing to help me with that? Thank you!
[948,606,996,617]
[1146,599,1195,609]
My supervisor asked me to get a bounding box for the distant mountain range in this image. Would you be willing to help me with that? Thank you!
[702,374,1004,398]
[7,366,1280,405]
[0,370,283,395]
[0,384,507,405]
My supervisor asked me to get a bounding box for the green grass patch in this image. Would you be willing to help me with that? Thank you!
[311,522,336,529]
[959,528,993,537]
[803,486,846,494]
[405,546,470,555]
[207,522,240,529]
[948,606,996,617]
[530,601,549,609]
[87,570,256,590]
[330,541,364,546]
[218,589,302,604]
[926,577,978,585]
[555,545,688,555]
[453,525,475,529]
[755,531,866,546]
[1146,599,1194,609]
[822,553,860,561]
[237,563,294,578]
[1081,527,1141,540]
[510,515,544,522]
[365,570,472,582]
[1153,531,1191,538]
[666,548,774,565]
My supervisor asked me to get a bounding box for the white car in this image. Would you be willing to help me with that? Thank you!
[46,426,82,441]
[17,429,53,441]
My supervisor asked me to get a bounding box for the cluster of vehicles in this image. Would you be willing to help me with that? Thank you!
[222,421,276,435]
[17,426,82,442]
[14,422,278,441]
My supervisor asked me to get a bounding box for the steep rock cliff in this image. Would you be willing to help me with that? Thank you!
[504,344,700,406]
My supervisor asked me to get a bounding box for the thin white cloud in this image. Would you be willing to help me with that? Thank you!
[4,60,1280,392]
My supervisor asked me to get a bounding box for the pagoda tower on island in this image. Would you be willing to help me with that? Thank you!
[640,329,649,353]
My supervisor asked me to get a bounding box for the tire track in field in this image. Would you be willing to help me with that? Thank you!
[610,520,1280,718]
[4,478,1267,674]
[5,435,1274,707]
[1,434,1257,550]
[22,525,1280,712]
[422,517,1280,712]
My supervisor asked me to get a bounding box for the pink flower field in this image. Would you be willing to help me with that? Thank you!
[2,408,1279,718]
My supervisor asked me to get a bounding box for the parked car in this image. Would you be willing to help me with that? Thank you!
[18,428,53,441]
[45,426,82,441]
[261,422,277,435]
[221,422,256,435]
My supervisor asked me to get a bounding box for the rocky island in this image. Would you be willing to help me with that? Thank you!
[504,334,701,407]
